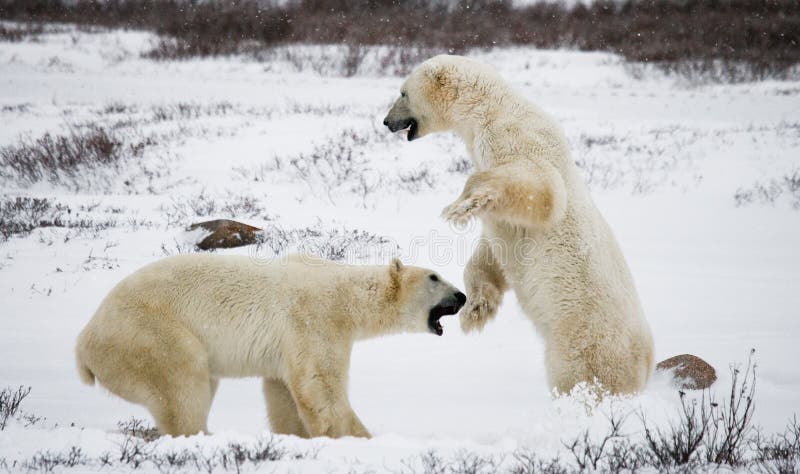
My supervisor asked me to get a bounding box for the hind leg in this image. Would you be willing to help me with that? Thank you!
[545,345,587,396]
[80,308,214,436]
[263,378,309,438]
[545,338,644,397]
[148,371,213,436]
[143,333,214,436]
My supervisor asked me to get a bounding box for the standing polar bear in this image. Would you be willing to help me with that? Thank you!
[76,254,465,437]
[384,55,654,395]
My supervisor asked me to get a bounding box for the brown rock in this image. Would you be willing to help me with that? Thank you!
[656,354,717,390]
[187,219,262,250]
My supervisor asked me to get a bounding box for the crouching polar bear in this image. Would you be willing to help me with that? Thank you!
[76,254,465,437]
[384,55,654,395]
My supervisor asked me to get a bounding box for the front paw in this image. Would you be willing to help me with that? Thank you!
[460,284,502,333]
[441,190,494,226]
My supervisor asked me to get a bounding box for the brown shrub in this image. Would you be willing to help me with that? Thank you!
[1,0,798,80]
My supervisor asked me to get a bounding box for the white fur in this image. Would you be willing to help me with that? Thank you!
[75,254,462,437]
[387,55,655,395]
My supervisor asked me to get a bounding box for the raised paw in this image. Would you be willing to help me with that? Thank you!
[459,284,502,333]
[441,190,494,227]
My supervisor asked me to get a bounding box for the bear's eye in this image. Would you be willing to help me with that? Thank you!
[400,91,407,98]
[429,274,439,282]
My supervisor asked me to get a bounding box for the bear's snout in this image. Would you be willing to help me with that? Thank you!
[437,291,466,313]
[383,116,414,131]
[441,291,466,313]
[384,117,419,141]
[455,291,466,306]
[383,99,419,140]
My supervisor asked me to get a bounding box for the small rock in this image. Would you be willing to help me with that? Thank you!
[187,219,262,250]
[656,354,717,390]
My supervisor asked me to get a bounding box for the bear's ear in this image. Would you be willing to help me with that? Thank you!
[428,68,449,88]
[386,258,404,301]
[388,257,404,296]
[390,257,404,275]
[425,66,458,105]
[423,64,447,88]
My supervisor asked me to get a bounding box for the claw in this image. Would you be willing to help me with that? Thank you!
[459,283,503,333]
[441,191,494,226]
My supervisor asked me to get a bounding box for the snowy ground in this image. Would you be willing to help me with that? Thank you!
[1,26,799,472]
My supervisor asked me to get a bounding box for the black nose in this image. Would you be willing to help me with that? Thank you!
[383,119,389,126]
[455,292,466,305]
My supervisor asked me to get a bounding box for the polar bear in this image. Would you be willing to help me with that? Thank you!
[383,55,654,395]
[75,253,465,437]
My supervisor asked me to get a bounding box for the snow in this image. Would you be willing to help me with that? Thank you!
[1,26,799,472]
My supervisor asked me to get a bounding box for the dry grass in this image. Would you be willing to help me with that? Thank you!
[2,356,799,473]
[735,170,800,210]
[1,0,797,80]
[0,125,154,188]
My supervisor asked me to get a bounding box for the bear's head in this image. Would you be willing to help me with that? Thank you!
[388,258,465,336]
[383,55,501,141]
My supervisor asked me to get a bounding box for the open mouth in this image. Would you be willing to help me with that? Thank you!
[404,119,418,141]
[428,303,461,336]
[387,118,418,141]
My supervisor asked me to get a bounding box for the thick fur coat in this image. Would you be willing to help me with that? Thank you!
[76,254,465,437]
[384,55,655,395]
